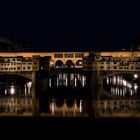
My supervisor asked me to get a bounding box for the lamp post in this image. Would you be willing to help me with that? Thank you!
[133,74,138,95]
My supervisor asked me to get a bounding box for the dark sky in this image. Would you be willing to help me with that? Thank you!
[0,1,140,51]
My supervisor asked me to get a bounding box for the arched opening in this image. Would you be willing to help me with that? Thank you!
[65,60,74,68]
[75,60,83,68]
[55,60,64,68]
[0,74,32,113]
[103,73,140,97]
[0,74,31,96]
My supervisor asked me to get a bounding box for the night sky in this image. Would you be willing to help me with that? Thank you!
[0,1,140,51]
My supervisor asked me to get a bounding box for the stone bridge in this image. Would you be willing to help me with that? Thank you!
[90,70,140,117]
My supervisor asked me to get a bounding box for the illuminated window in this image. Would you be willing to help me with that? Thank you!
[54,54,63,58]
[96,56,100,59]
[64,54,73,58]
[75,53,83,58]
[33,67,36,69]
[17,58,21,61]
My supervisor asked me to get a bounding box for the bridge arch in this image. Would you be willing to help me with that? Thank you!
[0,74,32,96]
[65,60,74,68]
[0,73,32,81]
[101,71,140,80]
[75,60,83,68]
[102,72,140,98]
[55,60,64,68]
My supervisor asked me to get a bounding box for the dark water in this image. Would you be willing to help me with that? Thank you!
[0,117,139,138]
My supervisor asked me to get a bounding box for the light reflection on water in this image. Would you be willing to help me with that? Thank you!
[49,98,83,115]
[49,73,86,87]
[104,75,139,97]
[0,81,32,97]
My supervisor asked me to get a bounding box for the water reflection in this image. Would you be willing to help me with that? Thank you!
[49,98,83,116]
[49,73,86,87]
[0,81,32,113]
[104,75,139,97]
[98,99,139,114]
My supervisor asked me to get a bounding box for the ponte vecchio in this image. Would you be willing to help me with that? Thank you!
[0,50,140,117]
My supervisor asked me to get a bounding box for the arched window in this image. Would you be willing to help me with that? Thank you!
[75,60,83,68]
[55,60,64,68]
[65,60,74,68]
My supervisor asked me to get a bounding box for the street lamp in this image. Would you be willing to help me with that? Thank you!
[133,74,138,95]
[134,74,138,79]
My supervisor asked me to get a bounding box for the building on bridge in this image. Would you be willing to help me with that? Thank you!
[1,50,140,72]
[83,51,140,71]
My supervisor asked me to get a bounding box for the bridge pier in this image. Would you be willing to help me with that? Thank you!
[91,71,103,117]
[31,71,39,116]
